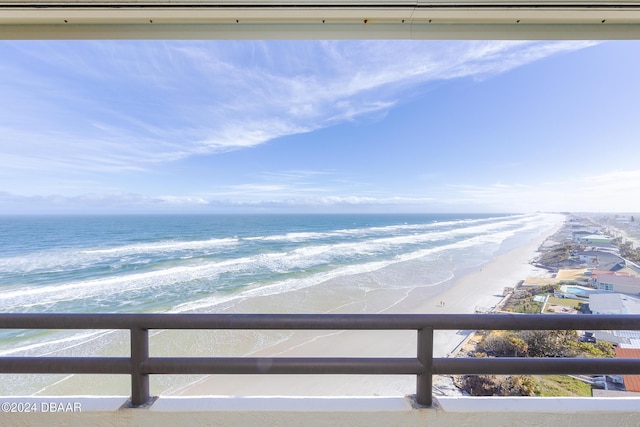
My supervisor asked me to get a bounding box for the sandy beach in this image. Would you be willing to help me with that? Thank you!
[174,217,563,398]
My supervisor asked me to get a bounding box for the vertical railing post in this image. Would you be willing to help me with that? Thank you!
[416,327,433,407]
[130,327,150,407]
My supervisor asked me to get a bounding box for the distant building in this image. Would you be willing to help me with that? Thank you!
[593,331,631,346]
[627,264,640,277]
[594,274,640,294]
[589,293,640,315]
[586,294,640,349]
[572,230,593,242]
[584,242,619,253]
[578,251,625,271]
[619,339,640,349]
[591,269,631,278]
[592,329,640,346]
[579,234,614,245]
[589,294,625,315]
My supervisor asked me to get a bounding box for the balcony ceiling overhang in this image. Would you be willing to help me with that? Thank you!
[1,0,639,39]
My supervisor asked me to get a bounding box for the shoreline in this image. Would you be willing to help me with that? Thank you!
[175,217,563,397]
[23,214,565,398]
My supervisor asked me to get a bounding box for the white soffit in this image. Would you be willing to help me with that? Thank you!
[0,0,639,39]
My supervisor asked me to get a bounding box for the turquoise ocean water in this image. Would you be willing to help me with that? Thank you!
[0,213,559,394]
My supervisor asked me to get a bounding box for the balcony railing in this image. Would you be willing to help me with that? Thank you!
[1,313,640,408]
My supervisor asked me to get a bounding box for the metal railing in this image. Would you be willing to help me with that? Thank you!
[1,313,640,408]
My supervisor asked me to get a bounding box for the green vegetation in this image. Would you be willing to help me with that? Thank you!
[461,375,538,397]
[502,284,557,314]
[473,329,614,359]
[460,374,593,397]
[546,296,584,310]
[505,283,592,314]
[506,299,542,314]
[536,376,593,397]
[459,325,615,397]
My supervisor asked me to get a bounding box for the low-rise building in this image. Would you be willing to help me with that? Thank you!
[594,274,640,294]
[589,293,640,315]
[578,251,625,271]
[579,234,614,244]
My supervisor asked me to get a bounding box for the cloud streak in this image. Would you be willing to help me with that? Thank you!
[1,40,594,177]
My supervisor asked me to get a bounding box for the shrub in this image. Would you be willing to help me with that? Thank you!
[461,375,539,396]
[461,375,501,396]
[520,330,577,357]
[477,332,528,357]
[501,375,538,396]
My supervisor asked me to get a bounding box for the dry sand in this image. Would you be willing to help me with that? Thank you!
[174,219,562,398]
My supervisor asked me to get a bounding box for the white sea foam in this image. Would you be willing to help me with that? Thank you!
[244,231,334,242]
[82,237,239,256]
[169,213,562,315]
[0,214,532,276]
[169,231,511,314]
[0,213,553,312]
[0,237,239,274]
[242,214,516,243]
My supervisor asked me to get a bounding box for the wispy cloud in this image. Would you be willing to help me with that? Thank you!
[441,40,598,80]
[1,40,594,180]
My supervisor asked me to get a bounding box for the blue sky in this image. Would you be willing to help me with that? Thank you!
[1,40,639,214]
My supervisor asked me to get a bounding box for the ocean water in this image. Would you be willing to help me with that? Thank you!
[0,212,560,395]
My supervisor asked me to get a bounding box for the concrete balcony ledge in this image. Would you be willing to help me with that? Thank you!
[1,395,640,426]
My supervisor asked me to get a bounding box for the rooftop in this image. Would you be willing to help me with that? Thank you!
[589,293,640,315]
[596,275,640,287]
[615,348,640,393]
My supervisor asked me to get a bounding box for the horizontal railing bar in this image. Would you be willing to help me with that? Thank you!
[1,313,640,331]
[4,355,639,376]
[6,357,637,375]
[143,357,424,375]
[0,357,130,374]
[433,357,640,375]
